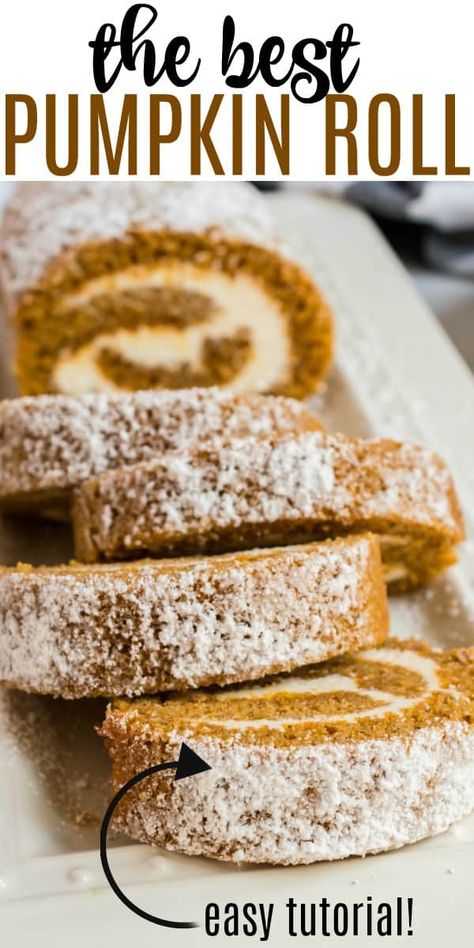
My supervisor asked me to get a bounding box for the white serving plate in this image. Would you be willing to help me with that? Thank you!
[1,192,473,947]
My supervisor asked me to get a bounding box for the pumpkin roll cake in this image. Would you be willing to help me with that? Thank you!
[0,388,321,516]
[0,536,387,698]
[101,639,474,865]
[0,182,333,398]
[72,431,464,590]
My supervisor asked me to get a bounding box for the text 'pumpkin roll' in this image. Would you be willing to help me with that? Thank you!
[72,431,464,590]
[0,182,333,398]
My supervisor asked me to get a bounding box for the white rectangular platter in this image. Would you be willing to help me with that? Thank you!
[1,191,473,947]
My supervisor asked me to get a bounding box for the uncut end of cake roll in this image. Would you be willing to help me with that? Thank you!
[101,639,474,865]
[0,183,333,398]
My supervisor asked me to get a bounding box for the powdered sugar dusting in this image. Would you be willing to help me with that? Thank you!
[0,536,385,697]
[108,723,474,864]
[76,430,462,561]
[0,388,318,499]
[0,182,279,302]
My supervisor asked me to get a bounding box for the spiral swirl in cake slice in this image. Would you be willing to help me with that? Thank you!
[101,639,474,865]
[0,182,333,398]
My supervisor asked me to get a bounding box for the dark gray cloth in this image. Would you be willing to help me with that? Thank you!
[255,182,474,278]
[346,183,474,278]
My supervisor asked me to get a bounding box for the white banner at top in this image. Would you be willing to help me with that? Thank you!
[1,0,473,180]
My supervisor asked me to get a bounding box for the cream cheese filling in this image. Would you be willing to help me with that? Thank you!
[53,262,291,395]
[383,562,409,583]
[379,534,411,583]
[379,534,411,548]
[199,648,456,729]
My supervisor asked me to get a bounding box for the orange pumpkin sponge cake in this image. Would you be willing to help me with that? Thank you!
[0,388,321,516]
[0,182,333,398]
[0,536,388,699]
[101,639,474,865]
[72,431,464,590]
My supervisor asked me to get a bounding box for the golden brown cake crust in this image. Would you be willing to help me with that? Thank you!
[102,638,474,750]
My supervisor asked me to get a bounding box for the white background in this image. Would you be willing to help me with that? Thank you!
[1,0,474,179]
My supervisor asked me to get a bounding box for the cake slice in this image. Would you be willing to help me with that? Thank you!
[0,535,387,698]
[0,388,321,517]
[0,182,333,398]
[72,431,464,590]
[101,639,474,865]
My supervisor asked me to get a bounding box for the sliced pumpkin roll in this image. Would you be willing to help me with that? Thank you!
[0,388,321,517]
[0,536,387,698]
[72,430,464,590]
[100,639,474,865]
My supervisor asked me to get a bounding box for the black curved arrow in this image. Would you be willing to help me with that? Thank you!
[100,742,212,928]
